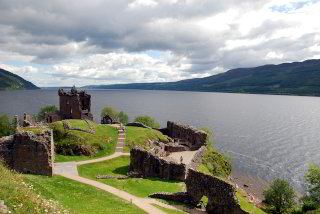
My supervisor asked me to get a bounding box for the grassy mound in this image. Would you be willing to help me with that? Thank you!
[0,161,67,214]
[198,146,232,178]
[78,156,184,197]
[236,188,266,214]
[24,174,145,214]
[125,126,170,152]
[49,119,118,162]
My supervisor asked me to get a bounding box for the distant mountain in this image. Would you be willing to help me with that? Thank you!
[84,59,320,96]
[0,68,39,90]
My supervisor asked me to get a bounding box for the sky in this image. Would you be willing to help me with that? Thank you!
[0,0,320,87]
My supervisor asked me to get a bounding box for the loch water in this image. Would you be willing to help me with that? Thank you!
[1,89,320,192]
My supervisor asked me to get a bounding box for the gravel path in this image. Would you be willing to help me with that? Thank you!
[53,125,181,214]
[167,150,198,165]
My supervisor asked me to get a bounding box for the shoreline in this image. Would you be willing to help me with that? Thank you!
[230,170,270,205]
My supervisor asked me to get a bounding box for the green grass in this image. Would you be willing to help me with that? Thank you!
[236,188,266,214]
[152,204,187,214]
[18,127,48,134]
[78,156,184,198]
[50,120,118,162]
[125,126,170,152]
[24,174,146,214]
[0,161,67,213]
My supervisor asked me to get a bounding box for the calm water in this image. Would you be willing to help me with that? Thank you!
[1,89,320,191]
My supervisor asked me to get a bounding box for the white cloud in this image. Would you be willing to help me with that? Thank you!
[0,0,320,86]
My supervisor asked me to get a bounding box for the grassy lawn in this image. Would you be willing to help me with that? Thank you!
[78,156,184,198]
[124,126,170,152]
[49,120,118,162]
[0,161,67,213]
[24,174,146,214]
[18,127,48,134]
[152,204,187,214]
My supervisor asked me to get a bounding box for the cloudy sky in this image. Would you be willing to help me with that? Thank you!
[0,0,320,87]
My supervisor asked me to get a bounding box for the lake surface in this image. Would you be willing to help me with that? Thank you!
[1,89,320,192]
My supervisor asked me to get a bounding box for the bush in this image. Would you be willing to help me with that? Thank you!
[263,179,296,214]
[37,105,58,121]
[200,146,231,177]
[118,111,129,124]
[304,164,320,208]
[0,114,15,137]
[134,115,160,129]
[101,106,129,124]
[101,106,119,120]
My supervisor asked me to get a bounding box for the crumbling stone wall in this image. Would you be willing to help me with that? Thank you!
[58,87,93,121]
[167,121,207,150]
[186,169,247,214]
[129,148,186,181]
[188,146,207,170]
[0,130,54,176]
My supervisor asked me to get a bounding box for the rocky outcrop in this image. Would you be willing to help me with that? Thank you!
[167,121,207,150]
[0,130,54,176]
[186,169,248,214]
[129,148,186,181]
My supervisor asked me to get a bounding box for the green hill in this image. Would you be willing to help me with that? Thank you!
[0,68,39,90]
[84,59,320,96]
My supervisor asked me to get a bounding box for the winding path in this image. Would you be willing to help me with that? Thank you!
[53,125,181,214]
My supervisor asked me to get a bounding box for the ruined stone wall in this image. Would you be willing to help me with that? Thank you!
[167,121,207,151]
[0,136,14,167]
[129,148,186,181]
[188,146,207,170]
[0,130,54,176]
[186,169,248,214]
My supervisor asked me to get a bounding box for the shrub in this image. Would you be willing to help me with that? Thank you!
[200,146,231,177]
[305,164,320,208]
[134,115,160,129]
[118,111,129,124]
[101,106,129,124]
[37,105,58,121]
[0,114,15,137]
[101,106,119,121]
[263,179,296,214]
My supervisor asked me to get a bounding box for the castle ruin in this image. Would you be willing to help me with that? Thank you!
[46,87,93,123]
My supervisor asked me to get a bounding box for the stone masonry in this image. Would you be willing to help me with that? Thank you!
[129,148,186,181]
[0,130,54,176]
[58,87,93,121]
[186,169,248,214]
[167,121,207,150]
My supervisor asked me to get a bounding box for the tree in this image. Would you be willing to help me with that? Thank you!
[305,164,320,205]
[101,106,119,121]
[118,111,129,125]
[263,179,296,214]
[38,105,58,121]
[134,115,160,129]
[0,114,15,137]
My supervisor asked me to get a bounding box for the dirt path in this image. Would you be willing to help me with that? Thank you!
[53,125,181,214]
[167,150,198,165]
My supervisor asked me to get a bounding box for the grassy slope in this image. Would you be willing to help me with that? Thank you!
[125,126,170,152]
[78,156,184,198]
[0,161,67,214]
[24,174,145,214]
[49,120,118,162]
[236,188,266,214]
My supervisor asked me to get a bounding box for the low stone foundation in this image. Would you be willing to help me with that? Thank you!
[129,148,186,181]
[149,192,197,205]
[0,130,54,176]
